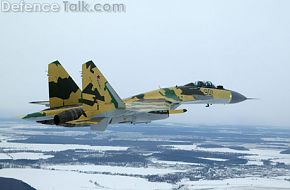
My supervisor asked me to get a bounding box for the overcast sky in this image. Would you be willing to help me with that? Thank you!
[0,0,289,127]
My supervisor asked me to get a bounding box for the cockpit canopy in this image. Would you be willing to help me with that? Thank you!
[185,81,216,88]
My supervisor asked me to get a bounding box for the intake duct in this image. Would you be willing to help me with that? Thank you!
[54,108,84,125]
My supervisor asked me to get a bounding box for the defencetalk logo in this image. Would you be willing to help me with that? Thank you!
[0,0,126,13]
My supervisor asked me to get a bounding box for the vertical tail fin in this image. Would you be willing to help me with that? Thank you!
[81,61,125,115]
[48,61,81,108]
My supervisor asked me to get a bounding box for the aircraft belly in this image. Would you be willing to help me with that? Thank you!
[90,109,132,119]
[110,112,169,124]
[184,98,230,104]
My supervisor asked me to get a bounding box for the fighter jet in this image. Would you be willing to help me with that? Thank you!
[22,61,248,130]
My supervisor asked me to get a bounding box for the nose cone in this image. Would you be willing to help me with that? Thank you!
[230,91,247,104]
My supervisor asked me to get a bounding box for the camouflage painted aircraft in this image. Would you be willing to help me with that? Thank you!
[23,61,248,130]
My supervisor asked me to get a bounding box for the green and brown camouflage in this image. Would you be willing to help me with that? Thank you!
[22,106,81,120]
[81,61,125,118]
[48,61,81,108]
[23,61,248,129]
[22,112,46,119]
[124,83,232,105]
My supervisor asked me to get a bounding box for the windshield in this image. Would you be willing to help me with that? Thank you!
[193,81,215,88]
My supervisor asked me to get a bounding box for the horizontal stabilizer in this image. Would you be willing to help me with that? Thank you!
[90,118,110,131]
[30,101,50,107]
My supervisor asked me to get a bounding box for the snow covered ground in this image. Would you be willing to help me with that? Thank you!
[0,152,53,160]
[198,157,228,162]
[243,148,290,165]
[163,144,290,165]
[44,164,183,175]
[0,168,173,190]
[1,168,290,190]
[163,144,247,154]
[1,122,290,189]
[0,141,129,152]
[176,176,290,190]
[150,158,203,166]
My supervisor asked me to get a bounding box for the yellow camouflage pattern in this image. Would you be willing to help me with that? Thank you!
[48,61,81,108]
[23,61,247,129]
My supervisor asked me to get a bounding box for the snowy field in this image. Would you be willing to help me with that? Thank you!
[0,152,53,160]
[0,141,129,152]
[44,164,184,175]
[1,120,290,189]
[177,177,290,190]
[0,168,172,190]
[1,168,290,190]
[164,143,290,165]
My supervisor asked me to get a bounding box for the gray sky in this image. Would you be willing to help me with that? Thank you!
[0,0,290,127]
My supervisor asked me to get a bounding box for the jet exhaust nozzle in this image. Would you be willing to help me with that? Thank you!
[54,108,84,125]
